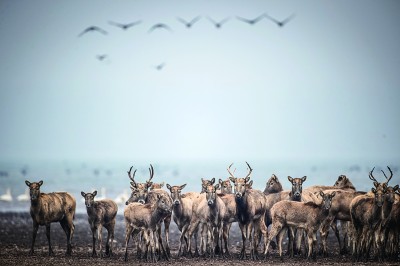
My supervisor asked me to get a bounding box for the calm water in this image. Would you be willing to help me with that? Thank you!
[0,159,398,213]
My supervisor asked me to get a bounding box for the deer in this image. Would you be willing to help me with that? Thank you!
[166,183,193,256]
[81,190,118,257]
[25,180,76,256]
[127,164,172,258]
[124,194,172,262]
[265,191,336,261]
[218,178,233,194]
[186,183,226,258]
[312,188,367,256]
[349,167,389,262]
[228,162,268,260]
[150,182,165,190]
[263,175,307,256]
[384,186,400,259]
[263,174,283,195]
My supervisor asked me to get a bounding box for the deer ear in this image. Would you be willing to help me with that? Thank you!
[248,180,253,188]
[338,175,343,181]
[147,182,153,188]
[215,184,220,190]
[25,180,31,187]
[166,184,171,190]
[93,190,97,197]
[211,178,215,184]
[180,184,187,190]
[319,191,324,197]
[245,176,250,183]
[81,191,86,197]
[371,188,376,193]
[160,182,164,187]
[219,178,223,184]
[394,185,399,191]
[38,180,43,186]
[331,191,336,198]
[301,176,307,182]
[229,177,235,183]
[288,176,293,183]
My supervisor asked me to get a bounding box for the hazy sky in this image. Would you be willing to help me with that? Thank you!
[0,0,399,163]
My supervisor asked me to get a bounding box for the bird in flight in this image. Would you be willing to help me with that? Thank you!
[154,62,166,71]
[176,16,201,28]
[78,26,107,37]
[236,14,265,25]
[148,23,172,33]
[207,16,230,29]
[108,20,142,30]
[265,13,296,27]
[96,54,108,61]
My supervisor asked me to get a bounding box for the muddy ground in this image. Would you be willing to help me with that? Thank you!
[0,212,398,265]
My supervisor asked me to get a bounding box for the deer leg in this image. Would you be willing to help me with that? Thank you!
[104,226,111,257]
[222,223,230,257]
[164,215,171,258]
[179,224,189,256]
[238,222,246,259]
[29,222,39,255]
[97,224,103,258]
[277,227,286,261]
[158,226,168,261]
[124,226,133,262]
[45,224,54,256]
[108,220,115,257]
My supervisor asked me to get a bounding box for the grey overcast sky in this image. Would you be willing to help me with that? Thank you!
[0,0,399,163]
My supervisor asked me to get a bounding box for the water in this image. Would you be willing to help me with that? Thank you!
[0,159,398,213]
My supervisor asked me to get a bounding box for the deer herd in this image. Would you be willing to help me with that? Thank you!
[24,162,399,262]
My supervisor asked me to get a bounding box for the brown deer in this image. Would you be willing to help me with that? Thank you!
[124,194,172,262]
[263,174,283,195]
[228,162,268,260]
[187,184,226,258]
[218,178,232,194]
[166,184,193,256]
[350,167,387,261]
[25,180,76,256]
[126,165,172,258]
[150,182,165,190]
[314,188,367,256]
[81,190,118,257]
[303,174,356,195]
[265,191,336,260]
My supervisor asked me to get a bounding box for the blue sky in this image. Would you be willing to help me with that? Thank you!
[0,0,399,163]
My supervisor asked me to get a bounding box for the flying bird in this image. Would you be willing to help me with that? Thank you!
[78,26,108,37]
[148,23,172,33]
[207,16,230,29]
[236,14,265,25]
[154,62,166,71]
[265,13,296,27]
[96,54,108,61]
[176,16,201,28]
[108,20,142,30]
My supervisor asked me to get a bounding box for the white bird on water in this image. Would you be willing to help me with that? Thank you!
[17,188,30,202]
[0,188,13,202]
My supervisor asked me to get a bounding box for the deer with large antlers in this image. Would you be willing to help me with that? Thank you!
[126,164,172,259]
[349,167,391,261]
[228,162,268,260]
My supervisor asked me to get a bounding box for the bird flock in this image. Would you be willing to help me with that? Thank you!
[77,13,295,67]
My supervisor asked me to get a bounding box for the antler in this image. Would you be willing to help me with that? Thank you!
[368,167,378,183]
[147,164,154,183]
[244,161,253,180]
[127,166,137,182]
[227,163,236,178]
[381,166,393,184]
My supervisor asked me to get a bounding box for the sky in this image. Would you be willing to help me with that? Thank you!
[0,0,399,164]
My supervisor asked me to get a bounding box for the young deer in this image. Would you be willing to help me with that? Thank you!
[81,190,118,257]
[265,191,336,260]
[124,194,171,262]
[25,180,76,256]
